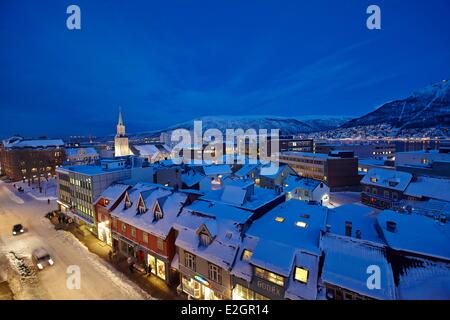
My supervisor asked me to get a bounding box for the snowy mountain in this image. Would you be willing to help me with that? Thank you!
[341,80,450,131]
[295,115,353,131]
[132,115,352,138]
[162,115,314,135]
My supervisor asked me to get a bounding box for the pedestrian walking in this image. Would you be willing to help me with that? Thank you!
[47,198,50,204]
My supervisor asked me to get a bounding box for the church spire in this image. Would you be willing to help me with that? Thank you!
[118,106,123,125]
[116,106,126,137]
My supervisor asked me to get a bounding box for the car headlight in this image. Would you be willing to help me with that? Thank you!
[20,229,24,233]
[13,231,16,235]
[48,259,54,266]
[37,263,43,270]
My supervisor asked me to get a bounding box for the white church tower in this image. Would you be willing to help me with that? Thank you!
[114,107,132,157]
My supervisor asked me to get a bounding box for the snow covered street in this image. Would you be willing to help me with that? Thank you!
[0,182,152,300]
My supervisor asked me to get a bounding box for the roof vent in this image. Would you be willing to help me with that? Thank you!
[345,221,352,237]
[386,221,397,232]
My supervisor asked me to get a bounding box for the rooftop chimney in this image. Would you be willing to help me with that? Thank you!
[355,230,362,239]
[386,221,397,232]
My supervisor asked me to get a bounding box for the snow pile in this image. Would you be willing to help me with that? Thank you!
[52,231,154,300]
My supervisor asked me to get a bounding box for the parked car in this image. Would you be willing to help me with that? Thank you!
[12,224,24,235]
[32,248,54,270]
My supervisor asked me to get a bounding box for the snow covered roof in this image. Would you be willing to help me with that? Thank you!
[284,251,320,300]
[95,183,132,210]
[321,234,397,300]
[66,147,98,157]
[201,181,282,211]
[174,204,242,270]
[396,255,450,300]
[377,210,450,260]
[404,176,450,202]
[230,235,260,282]
[181,170,206,187]
[259,163,295,179]
[184,199,253,224]
[361,168,413,191]
[202,164,232,176]
[283,175,324,193]
[3,136,64,149]
[111,183,188,239]
[247,200,328,276]
[281,151,329,159]
[326,204,383,244]
[234,164,260,178]
[133,144,171,160]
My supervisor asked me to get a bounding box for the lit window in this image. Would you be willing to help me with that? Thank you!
[241,250,253,261]
[294,267,309,284]
[370,177,378,183]
[131,227,136,238]
[295,221,307,228]
[275,217,285,223]
[255,267,284,286]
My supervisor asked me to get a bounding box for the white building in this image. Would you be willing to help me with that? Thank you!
[65,147,99,165]
[283,174,330,205]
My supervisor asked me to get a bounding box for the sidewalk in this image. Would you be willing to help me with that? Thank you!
[50,216,182,300]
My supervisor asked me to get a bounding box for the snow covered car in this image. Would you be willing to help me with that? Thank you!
[32,248,54,270]
[12,224,24,235]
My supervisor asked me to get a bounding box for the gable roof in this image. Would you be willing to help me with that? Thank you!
[361,168,413,192]
[111,183,188,239]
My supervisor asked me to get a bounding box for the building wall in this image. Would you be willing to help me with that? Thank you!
[326,158,359,188]
[178,246,232,299]
[0,147,65,181]
[56,168,132,225]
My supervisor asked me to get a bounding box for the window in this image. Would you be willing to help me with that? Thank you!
[121,223,126,233]
[154,202,163,220]
[255,267,284,286]
[131,227,136,238]
[241,249,253,261]
[112,219,117,230]
[156,259,166,280]
[294,267,309,284]
[295,221,307,228]
[157,238,164,251]
[199,232,211,247]
[185,252,196,271]
[142,232,148,244]
[384,190,390,198]
[209,263,222,284]
[275,217,285,223]
[370,177,378,183]
[234,284,252,300]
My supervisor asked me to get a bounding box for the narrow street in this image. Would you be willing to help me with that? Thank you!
[0,181,152,300]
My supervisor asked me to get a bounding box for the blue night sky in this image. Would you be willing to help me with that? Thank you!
[0,0,449,137]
